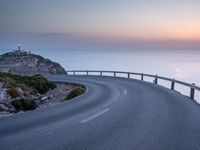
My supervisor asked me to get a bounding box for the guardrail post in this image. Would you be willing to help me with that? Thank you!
[154,75,158,84]
[171,79,175,90]
[141,73,144,81]
[114,72,116,77]
[190,83,195,100]
[100,71,102,76]
[128,72,130,78]
[86,71,88,75]
[73,71,75,75]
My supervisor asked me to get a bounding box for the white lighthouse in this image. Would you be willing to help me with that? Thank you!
[13,44,31,55]
[18,44,22,51]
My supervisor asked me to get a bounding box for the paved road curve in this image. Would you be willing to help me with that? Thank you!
[0,75,200,150]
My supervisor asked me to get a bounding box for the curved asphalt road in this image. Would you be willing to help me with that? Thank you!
[0,75,200,150]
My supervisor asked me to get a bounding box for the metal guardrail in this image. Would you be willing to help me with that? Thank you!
[66,70,200,100]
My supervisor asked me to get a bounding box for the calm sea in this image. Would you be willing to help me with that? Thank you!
[1,48,200,102]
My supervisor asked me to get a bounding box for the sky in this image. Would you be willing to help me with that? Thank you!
[1,0,200,50]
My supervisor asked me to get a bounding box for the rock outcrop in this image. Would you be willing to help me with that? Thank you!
[0,73,57,113]
[0,49,66,75]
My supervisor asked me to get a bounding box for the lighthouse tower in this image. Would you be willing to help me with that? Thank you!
[18,44,22,51]
[13,44,31,55]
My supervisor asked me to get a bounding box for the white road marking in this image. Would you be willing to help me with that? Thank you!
[80,108,109,123]
[124,89,127,95]
[104,89,127,107]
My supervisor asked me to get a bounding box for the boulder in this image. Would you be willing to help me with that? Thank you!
[0,87,11,103]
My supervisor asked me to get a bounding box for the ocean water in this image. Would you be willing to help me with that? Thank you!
[1,48,200,102]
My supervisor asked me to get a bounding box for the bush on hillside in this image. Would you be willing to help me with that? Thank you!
[65,86,85,100]
[11,99,23,112]
[7,87,20,98]
[0,72,56,96]
[21,98,38,111]
[11,98,38,112]
[28,74,56,94]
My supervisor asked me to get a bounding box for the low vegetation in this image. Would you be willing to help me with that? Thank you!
[0,72,86,114]
[11,98,38,112]
[7,87,20,98]
[27,74,57,94]
[65,86,86,100]
[0,72,56,95]
[0,72,57,112]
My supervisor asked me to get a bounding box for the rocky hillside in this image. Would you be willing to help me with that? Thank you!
[0,72,57,113]
[0,50,66,75]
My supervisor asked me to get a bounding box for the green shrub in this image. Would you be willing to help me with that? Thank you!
[65,86,85,100]
[21,98,38,111]
[11,99,23,112]
[11,98,38,112]
[0,72,56,95]
[28,74,56,94]
[3,77,14,88]
[7,87,20,98]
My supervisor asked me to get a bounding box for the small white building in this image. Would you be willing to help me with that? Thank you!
[13,44,31,55]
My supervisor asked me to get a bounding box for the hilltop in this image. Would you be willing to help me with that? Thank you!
[0,47,66,75]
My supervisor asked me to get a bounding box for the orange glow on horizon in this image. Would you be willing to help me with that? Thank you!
[108,25,200,41]
[69,23,200,42]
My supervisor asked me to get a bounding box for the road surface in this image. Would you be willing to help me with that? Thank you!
[0,75,200,150]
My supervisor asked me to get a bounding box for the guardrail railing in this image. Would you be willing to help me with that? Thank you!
[66,70,200,101]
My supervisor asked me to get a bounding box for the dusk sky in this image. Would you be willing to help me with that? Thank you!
[1,0,200,50]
